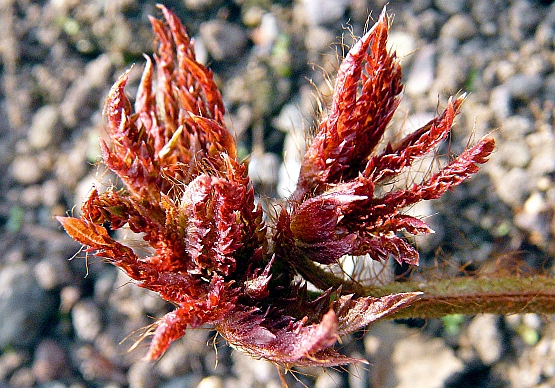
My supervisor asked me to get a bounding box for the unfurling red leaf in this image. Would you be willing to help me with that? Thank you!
[294,8,402,201]
[217,291,421,367]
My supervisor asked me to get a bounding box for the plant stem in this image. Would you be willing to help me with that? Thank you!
[366,276,555,319]
[295,255,555,318]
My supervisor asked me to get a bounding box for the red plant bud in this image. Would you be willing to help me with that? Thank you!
[59,5,494,367]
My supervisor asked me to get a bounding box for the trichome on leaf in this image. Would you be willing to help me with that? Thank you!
[58,5,494,368]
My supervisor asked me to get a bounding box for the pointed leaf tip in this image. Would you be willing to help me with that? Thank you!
[57,216,110,248]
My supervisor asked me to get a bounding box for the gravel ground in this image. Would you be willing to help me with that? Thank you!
[1,0,555,387]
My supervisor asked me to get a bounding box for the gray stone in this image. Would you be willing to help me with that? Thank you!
[200,20,248,61]
[412,0,433,13]
[535,21,555,48]
[527,130,555,178]
[365,322,464,388]
[161,376,200,388]
[128,361,160,388]
[32,339,68,383]
[0,264,57,348]
[9,367,35,387]
[33,255,72,290]
[197,376,224,388]
[467,314,503,364]
[0,351,27,382]
[20,185,43,207]
[505,74,543,102]
[505,323,555,387]
[277,112,305,198]
[471,0,498,29]
[489,85,512,121]
[59,77,96,127]
[388,31,416,61]
[529,150,555,178]
[434,0,467,15]
[392,330,464,387]
[71,299,102,342]
[185,0,222,11]
[433,53,470,94]
[84,54,112,89]
[544,73,555,102]
[232,351,276,385]
[11,155,44,185]
[28,105,60,150]
[59,55,111,127]
[515,192,550,245]
[304,26,335,54]
[415,9,444,39]
[500,115,533,140]
[490,165,530,207]
[315,370,343,388]
[252,13,279,52]
[248,152,280,186]
[509,0,542,40]
[155,329,208,378]
[440,14,477,42]
[406,44,436,96]
[41,179,62,208]
[496,140,531,169]
[301,0,350,26]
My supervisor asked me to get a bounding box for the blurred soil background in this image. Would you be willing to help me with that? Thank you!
[1,0,555,387]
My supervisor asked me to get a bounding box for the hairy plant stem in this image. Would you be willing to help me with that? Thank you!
[297,256,555,318]
[368,276,555,319]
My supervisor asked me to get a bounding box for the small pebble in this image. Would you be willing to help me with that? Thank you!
[248,152,280,186]
[509,0,542,40]
[20,185,43,207]
[304,26,335,54]
[72,300,102,342]
[489,85,512,121]
[366,322,464,388]
[162,376,201,388]
[387,31,416,60]
[490,166,530,207]
[252,13,279,51]
[0,264,57,348]
[28,105,60,150]
[32,339,68,383]
[0,351,27,382]
[440,14,477,42]
[406,44,436,96]
[34,255,71,290]
[232,351,276,385]
[41,179,62,207]
[184,0,221,11]
[75,345,127,384]
[505,73,543,102]
[60,286,81,314]
[315,370,343,388]
[200,20,248,61]
[434,0,467,15]
[84,53,113,89]
[496,140,531,168]
[10,155,44,185]
[9,367,36,387]
[197,376,224,388]
[500,115,533,140]
[128,361,160,388]
[301,0,350,26]
[467,314,503,365]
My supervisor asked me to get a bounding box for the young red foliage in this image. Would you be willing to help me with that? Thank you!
[58,5,494,367]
